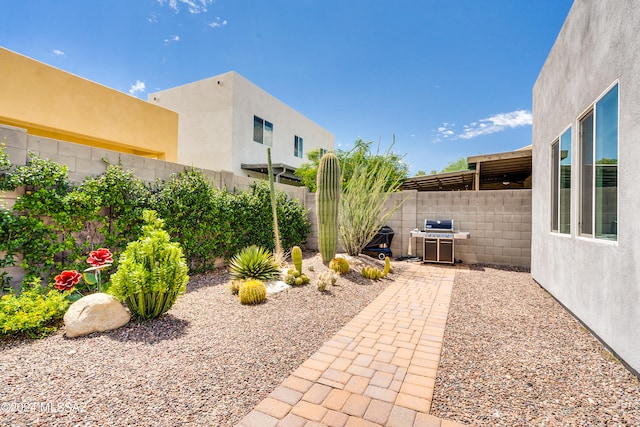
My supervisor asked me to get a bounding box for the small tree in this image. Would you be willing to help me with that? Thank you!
[440,157,468,173]
[294,139,408,192]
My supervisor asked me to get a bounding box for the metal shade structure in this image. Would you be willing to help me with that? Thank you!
[401,147,532,192]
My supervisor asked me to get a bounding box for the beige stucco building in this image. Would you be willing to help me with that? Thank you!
[149,71,335,185]
[0,47,179,161]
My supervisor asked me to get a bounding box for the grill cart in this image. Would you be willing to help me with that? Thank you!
[362,226,395,260]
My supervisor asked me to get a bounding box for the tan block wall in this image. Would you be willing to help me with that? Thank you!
[3,124,530,274]
[306,189,532,267]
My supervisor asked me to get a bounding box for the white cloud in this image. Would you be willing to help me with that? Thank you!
[208,17,227,28]
[164,35,180,43]
[157,0,213,14]
[458,110,532,139]
[52,49,65,56]
[147,12,159,23]
[434,110,532,142]
[129,80,146,97]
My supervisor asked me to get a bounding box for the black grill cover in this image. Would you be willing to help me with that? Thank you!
[366,226,395,247]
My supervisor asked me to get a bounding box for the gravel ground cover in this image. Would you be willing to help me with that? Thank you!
[431,265,640,426]
[1,253,402,427]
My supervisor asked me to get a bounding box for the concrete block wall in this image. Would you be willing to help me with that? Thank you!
[2,123,530,270]
[0,124,308,203]
[411,190,532,267]
[306,189,532,267]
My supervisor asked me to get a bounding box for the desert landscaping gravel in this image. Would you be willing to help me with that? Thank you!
[4,258,640,427]
[431,265,640,426]
[0,253,400,427]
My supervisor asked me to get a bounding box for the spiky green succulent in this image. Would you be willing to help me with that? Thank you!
[109,210,189,320]
[228,245,281,281]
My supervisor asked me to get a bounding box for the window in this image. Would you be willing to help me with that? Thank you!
[580,83,618,240]
[551,128,572,234]
[294,136,304,158]
[253,116,273,146]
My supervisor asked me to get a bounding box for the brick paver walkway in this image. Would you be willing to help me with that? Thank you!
[237,263,466,427]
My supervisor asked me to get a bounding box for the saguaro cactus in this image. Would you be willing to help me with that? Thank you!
[316,152,341,262]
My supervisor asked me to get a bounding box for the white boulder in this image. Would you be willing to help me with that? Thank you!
[64,293,130,338]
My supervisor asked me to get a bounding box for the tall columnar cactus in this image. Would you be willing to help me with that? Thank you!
[267,147,283,263]
[291,246,303,274]
[316,153,341,263]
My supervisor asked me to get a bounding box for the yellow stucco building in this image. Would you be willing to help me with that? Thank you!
[0,47,178,160]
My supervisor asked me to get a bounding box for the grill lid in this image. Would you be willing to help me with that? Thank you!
[424,219,454,231]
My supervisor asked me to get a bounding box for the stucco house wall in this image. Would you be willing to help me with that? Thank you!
[149,72,335,178]
[532,0,640,373]
[0,47,178,161]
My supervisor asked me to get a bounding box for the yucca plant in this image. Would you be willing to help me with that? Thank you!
[109,210,189,320]
[228,245,281,282]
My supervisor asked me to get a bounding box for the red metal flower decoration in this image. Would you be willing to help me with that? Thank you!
[87,248,113,267]
[54,270,82,291]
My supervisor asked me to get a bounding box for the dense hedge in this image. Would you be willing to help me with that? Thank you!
[0,148,310,289]
[154,169,310,273]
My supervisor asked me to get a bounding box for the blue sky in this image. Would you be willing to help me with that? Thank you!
[1,0,574,174]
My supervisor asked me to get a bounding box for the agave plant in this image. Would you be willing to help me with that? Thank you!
[228,245,281,281]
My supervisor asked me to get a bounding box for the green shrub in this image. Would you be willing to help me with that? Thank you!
[238,279,267,305]
[7,153,98,284]
[0,143,310,288]
[232,182,310,253]
[109,210,189,320]
[153,169,232,272]
[0,288,70,338]
[228,245,281,282]
[79,164,152,255]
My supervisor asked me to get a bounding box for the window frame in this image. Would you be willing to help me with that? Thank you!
[578,82,619,242]
[253,115,273,146]
[294,135,304,159]
[550,126,572,234]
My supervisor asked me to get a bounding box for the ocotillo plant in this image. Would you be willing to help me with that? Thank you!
[316,152,341,263]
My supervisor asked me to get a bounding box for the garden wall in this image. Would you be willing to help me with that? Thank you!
[0,124,308,206]
[306,189,532,267]
[0,124,309,287]
[2,123,532,273]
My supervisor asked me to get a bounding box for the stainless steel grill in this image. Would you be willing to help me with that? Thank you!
[409,219,470,264]
[422,219,455,264]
